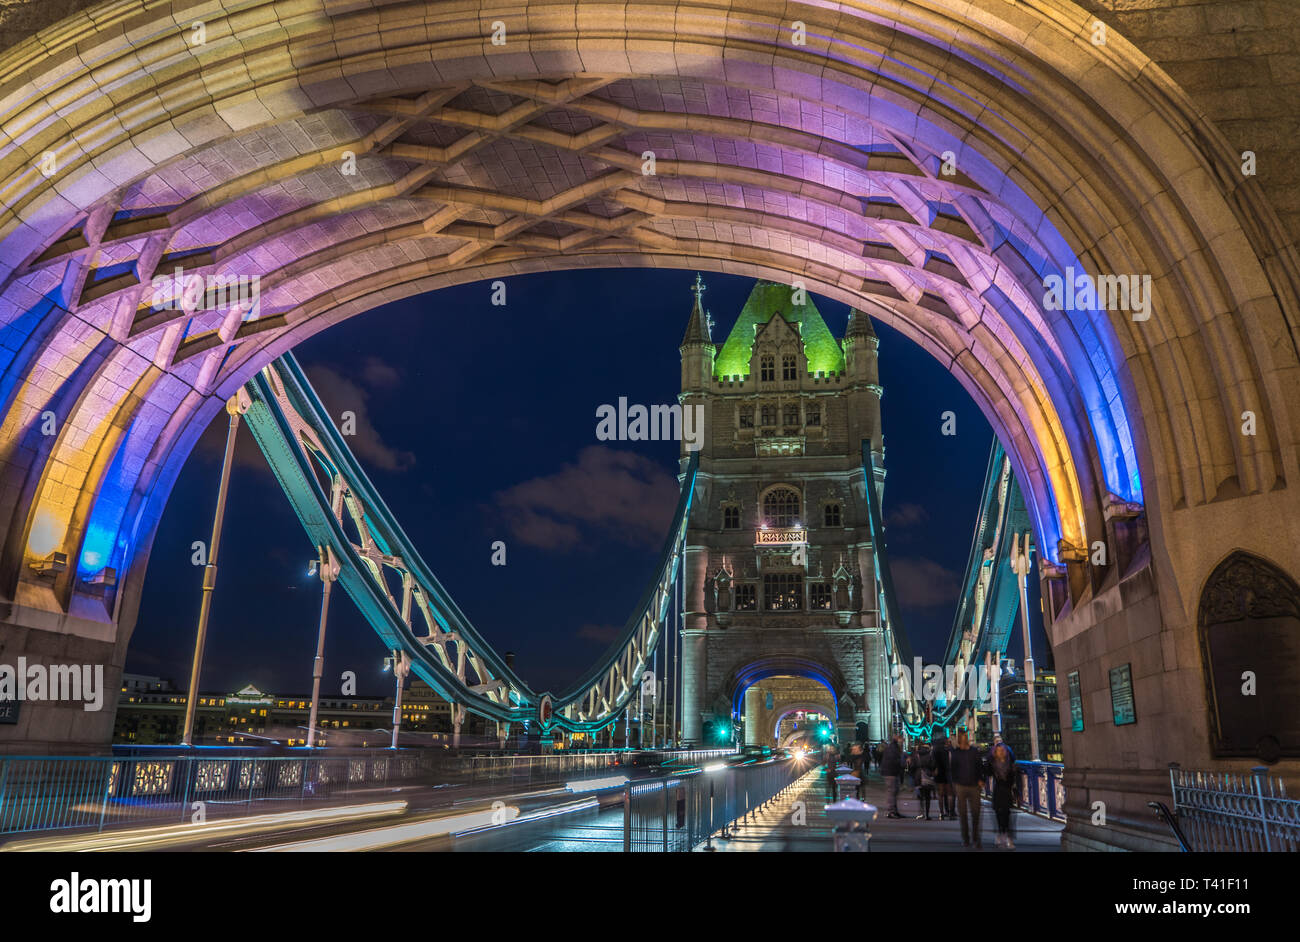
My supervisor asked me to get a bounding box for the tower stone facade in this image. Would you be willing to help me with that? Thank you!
[678,278,893,746]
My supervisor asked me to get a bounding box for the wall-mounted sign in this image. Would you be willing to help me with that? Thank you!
[1109,663,1136,727]
[1067,670,1084,733]
[0,698,19,724]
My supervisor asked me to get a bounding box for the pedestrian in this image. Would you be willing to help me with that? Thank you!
[949,729,986,847]
[826,745,841,800]
[879,734,904,818]
[933,734,955,820]
[908,740,937,819]
[990,740,1020,849]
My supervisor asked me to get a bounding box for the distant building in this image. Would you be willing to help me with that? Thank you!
[113,677,479,747]
[981,669,1062,762]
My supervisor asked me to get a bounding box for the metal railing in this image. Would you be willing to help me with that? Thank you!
[0,748,733,837]
[449,755,814,852]
[982,759,1066,821]
[0,752,440,836]
[1166,764,1300,852]
[624,756,814,851]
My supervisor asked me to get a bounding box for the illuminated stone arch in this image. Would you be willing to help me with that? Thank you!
[0,0,1296,846]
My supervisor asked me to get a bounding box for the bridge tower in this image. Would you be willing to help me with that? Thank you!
[678,278,892,747]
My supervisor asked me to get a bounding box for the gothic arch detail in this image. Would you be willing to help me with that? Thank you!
[1197,551,1300,762]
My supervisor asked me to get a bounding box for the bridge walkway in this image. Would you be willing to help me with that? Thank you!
[702,767,1063,852]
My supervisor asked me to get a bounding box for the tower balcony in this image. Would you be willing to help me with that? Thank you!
[755,526,807,546]
[755,435,804,456]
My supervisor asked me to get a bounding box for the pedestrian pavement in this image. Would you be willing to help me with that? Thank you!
[701,766,1063,852]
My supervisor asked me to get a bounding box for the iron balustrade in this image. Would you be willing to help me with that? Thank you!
[624,756,816,851]
[449,755,814,852]
[0,748,730,837]
[981,759,1067,822]
[1165,764,1300,852]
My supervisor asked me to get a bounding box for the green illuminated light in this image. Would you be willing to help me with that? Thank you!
[712,281,846,380]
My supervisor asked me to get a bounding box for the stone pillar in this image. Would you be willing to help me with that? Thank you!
[744,685,763,746]
[0,606,127,755]
[680,629,707,745]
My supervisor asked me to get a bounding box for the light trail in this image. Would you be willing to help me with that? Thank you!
[249,805,522,852]
[1,800,409,852]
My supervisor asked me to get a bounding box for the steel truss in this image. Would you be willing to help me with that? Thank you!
[241,353,697,734]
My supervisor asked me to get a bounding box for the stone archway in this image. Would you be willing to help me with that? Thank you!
[0,0,1297,850]
[1197,551,1300,763]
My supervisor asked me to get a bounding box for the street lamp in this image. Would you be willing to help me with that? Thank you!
[1010,533,1040,761]
[306,540,340,749]
[383,650,411,750]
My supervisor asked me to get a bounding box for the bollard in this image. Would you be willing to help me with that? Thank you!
[827,798,877,852]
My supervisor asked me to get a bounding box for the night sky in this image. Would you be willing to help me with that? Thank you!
[127,269,1048,698]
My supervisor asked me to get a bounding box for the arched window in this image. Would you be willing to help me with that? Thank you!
[1198,551,1300,760]
[823,503,841,527]
[782,354,797,380]
[760,355,775,382]
[762,487,801,528]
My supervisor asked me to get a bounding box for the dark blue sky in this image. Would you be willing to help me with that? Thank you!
[127,269,1047,697]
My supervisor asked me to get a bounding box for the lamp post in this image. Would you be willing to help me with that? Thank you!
[384,650,411,750]
[182,388,251,746]
[1011,533,1040,761]
[306,541,340,748]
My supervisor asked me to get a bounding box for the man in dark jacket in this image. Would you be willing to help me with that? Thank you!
[949,730,986,846]
[879,734,904,818]
[933,735,955,820]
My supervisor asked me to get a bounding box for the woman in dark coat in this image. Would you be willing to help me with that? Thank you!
[907,742,937,819]
[990,740,1021,848]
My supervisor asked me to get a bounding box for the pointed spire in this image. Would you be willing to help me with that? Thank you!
[680,272,713,346]
[846,307,876,339]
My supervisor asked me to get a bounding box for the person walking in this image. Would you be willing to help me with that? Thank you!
[908,741,937,819]
[949,730,986,847]
[990,740,1020,849]
[933,734,955,820]
[879,734,904,818]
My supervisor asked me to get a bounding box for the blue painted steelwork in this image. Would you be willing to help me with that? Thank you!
[861,438,1029,739]
[240,354,696,733]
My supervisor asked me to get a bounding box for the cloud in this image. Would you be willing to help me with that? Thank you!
[890,556,961,608]
[576,623,621,644]
[194,360,414,474]
[300,363,415,472]
[491,446,678,551]
[361,356,401,389]
[886,502,929,528]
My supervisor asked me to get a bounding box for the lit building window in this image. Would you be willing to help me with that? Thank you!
[763,573,803,610]
[735,584,757,611]
[762,487,800,527]
[810,583,834,609]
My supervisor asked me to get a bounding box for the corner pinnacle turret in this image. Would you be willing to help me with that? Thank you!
[680,272,714,347]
